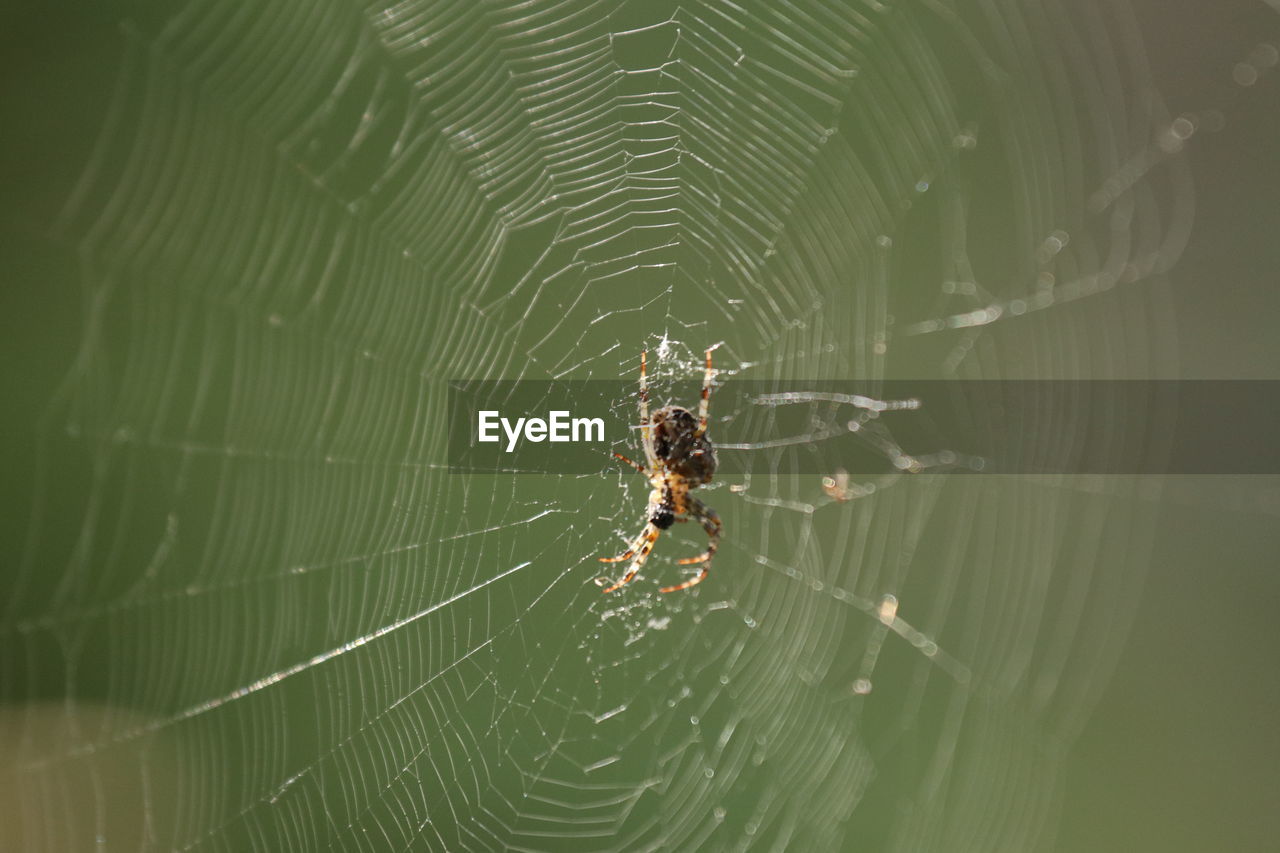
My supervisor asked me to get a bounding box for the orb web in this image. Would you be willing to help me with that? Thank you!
[1,0,1215,850]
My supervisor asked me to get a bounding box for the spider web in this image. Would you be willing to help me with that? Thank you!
[1,0,1243,850]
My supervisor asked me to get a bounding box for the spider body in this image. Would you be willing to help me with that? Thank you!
[600,350,722,594]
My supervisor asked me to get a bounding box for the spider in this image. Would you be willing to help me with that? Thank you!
[599,348,722,594]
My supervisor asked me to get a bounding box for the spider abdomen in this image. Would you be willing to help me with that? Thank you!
[651,405,716,485]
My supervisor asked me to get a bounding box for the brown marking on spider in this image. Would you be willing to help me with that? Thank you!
[599,348,722,594]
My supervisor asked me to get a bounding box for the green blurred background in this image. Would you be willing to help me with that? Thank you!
[2,1,1278,850]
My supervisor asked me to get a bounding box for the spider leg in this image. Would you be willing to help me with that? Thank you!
[662,498,721,593]
[639,350,658,470]
[600,523,660,593]
[659,566,707,594]
[597,532,642,563]
[695,347,715,437]
[610,452,647,476]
